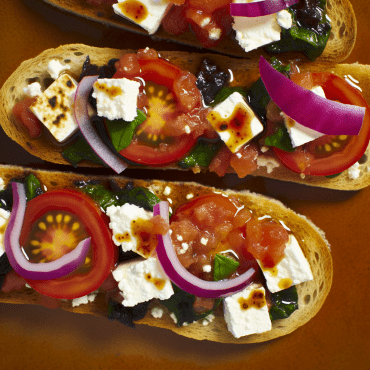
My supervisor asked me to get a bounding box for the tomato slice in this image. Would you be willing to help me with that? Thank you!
[112,57,200,166]
[19,189,117,299]
[273,72,370,176]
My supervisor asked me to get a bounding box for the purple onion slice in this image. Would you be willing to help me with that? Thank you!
[259,56,366,135]
[230,0,299,17]
[154,201,256,298]
[74,75,128,173]
[4,182,91,280]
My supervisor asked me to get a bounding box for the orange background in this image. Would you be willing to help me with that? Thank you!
[0,1,369,369]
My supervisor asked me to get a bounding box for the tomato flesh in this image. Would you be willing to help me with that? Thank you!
[19,189,117,299]
[12,97,42,138]
[273,72,370,176]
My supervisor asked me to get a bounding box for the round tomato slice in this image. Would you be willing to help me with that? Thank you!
[273,72,370,176]
[19,189,117,299]
[112,57,199,166]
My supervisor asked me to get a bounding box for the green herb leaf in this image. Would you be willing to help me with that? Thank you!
[160,284,222,327]
[62,136,105,167]
[265,124,295,152]
[105,110,146,152]
[213,254,240,281]
[178,140,222,169]
[79,183,119,211]
[269,286,299,321]
[0,253,13,290]
[118,187,161,212]
[25,174,43,201]
[325,172,342,178]
[211,87,248,107]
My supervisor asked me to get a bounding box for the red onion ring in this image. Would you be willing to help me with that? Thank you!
[4,182,91,280]
[154,201,256,298]
[259,56,366,135]
[74,75,128,173]
[230,0,298,17]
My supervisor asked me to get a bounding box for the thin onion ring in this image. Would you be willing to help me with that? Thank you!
[230,0,298,17]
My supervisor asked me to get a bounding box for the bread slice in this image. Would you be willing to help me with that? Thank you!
[38,0,356,62]
[0,164,332,343]
[1,44,370,190]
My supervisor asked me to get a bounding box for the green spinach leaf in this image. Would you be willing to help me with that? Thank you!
[118,187,161,212]
[269,286,299,321]
[79,183,119,211]
[25,174,43,201]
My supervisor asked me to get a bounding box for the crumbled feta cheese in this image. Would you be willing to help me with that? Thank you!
[92,78,140,121]
[257,155,280,174]
[47,59,71,80]
[223,284,271,338]
[203,264,212,273]
[184,125,191,134]
[200,237,208,246]
[106,203,153,257]
[170,312,178,324]
[176,235,183,241]
[207,92,264,153]
[29,74,79,142]
[0,208,10,257]
[201,313,215,326]
[151,306,164,318]
[258,235,313,293]
[276,9,293,29]
[186,193,194,200]
[284,86,326,148]
[178,242,189,255]
[348,162,361,179]
[209,27,222,40]
[0,177,5,191]
[23,82,42,97]
[72,292,98,307]
[260,146,270,153]
[113,0,172,34]
[163,186,171,196]
[201,17,211,27]
[113,257,174,307]
[232,0,283,53]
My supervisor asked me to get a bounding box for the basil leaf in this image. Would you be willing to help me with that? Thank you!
[25,174,43,201]
[270,57,291,73]
[269,286,299,321]
[265,124,295,152]
[0,253,13,290]
[178,140,222,169]
[160,284,222,327]
[118,187,161,212]
[62,136,105,168]
[105,110,146,152]
[213,254,240,281]
[79,183,119,211]
[326,173,342,179]
[211,87,248,107]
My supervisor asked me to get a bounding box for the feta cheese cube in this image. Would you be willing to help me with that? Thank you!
[47,59,71,80]
[232,0,284,53]
[207,92,264,153]
[258,234,313,293]
[112,257,174,307]
[92,78,140,121]
[284,86,326,148]
[0,208,10,257]
[223,283,271,338]
[113,0,172,35]
[106,203,154,258]
[23,82,42,97]
[29,74,79,142]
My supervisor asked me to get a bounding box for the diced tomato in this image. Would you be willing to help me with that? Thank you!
[12,97,42,138]
[209,146,232,176]
[116,53,141,78]
[137,48,159,60]
[188,0,231,13]
[162,4,189,35]
[149,215,170,235]
[290,71,314,89]
[233,208,253,228]
[230,143,259,178]
[173,72,202,113]
[1,270,26,293]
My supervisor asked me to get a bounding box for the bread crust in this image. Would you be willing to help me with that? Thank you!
[1,44,370,190]
[37,0,356,62]
[0,164,332,343]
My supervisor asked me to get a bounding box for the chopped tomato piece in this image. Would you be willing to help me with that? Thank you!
[209,146,232,176]
[12,97,42,138]
[188,0,231,13]
[230,143,259,178]
[173,72,202,113]
[162,4,189,35]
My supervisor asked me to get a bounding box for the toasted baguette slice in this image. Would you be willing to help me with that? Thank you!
[1,44,370,190]
[0,164,332,343]
[37,0,356,62]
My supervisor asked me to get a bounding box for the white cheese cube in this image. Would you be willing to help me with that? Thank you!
[112,257,174,307]
[0,208,10,257]
[47,59,71,80]
[23,82,42,97]
[29,74,79,142]
[284,86,326,148]
[106,203,154,258]
[71,292,98,307]
[232,0,284,53]
[113,0,172,34]
[207,92,264,153]
[258,234,313,293]
[223,283,271,338]
[92,78,140,121]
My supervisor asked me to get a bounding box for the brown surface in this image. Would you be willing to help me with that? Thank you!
[0,0,369,369]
